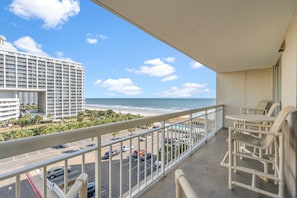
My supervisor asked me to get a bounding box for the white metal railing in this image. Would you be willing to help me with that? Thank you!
[65,173,88,198]
[175,169,197,198]
[0,105,223,198]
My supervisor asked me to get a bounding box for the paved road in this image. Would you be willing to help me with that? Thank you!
[0,175,36,198]
[0,129,162,197]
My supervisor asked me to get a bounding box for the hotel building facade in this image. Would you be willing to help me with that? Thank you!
[0,36,84,121]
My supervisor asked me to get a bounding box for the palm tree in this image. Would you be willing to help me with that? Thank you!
[111,131,119,140]
[47,113,54,120]
[8,118,17,126]
[128,128,136,135]
[77,111,85,122]
[18,114,32,129]
[34,115,43,126]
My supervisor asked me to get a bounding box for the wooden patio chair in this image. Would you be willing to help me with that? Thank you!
[221,106,297,198]
[266,102,281,116]
[240,100,272,115]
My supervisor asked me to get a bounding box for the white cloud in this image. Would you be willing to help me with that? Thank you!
[161,75,178,82]
[13,36,48,56]
[99,34,107,40]
[93,80,102,85]
[94,78,141,95]
[190,61,203,69]
[0,41,18,51]
[86,37,98,44]
[129,58,175,77]
[161,83,209,97]
[9,0,80,29]
[55,51,73,61]
[163,57,175,63]
[144,58,163,65]
[86,33,108,44]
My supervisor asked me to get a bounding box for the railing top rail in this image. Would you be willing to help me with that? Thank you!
[0,146,96,180]
[175,169,198,198]
[0,104,223,159]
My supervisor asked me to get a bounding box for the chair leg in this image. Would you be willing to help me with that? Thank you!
[228,129,233,189]
[234,141,237,173]
[279,135,284,198]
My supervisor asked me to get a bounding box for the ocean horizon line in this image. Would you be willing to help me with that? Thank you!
[84,98,216,116]
[85,97,216,99]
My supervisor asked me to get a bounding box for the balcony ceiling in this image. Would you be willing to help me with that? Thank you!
[92,0,297,73]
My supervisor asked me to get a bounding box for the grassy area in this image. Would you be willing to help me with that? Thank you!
[0,109,143,142]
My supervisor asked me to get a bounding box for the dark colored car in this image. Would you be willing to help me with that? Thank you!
[141,153,152,161]
[87,182,95,197]
[76,182,95,198]
[104,150,120,159]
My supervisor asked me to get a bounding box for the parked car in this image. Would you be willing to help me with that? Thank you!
[76,182,95,198]
[139,136,146,141]
[122,145,134,152]
[132,150,145,158]
[140,153,152,161]
[104,150,120,159]
[164,137,178,144]
[154,160,162,168]
[47,166,71,179]
[139,135,151,141]
[51,144,67,149]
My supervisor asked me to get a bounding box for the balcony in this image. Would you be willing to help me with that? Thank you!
[0,105,235,198]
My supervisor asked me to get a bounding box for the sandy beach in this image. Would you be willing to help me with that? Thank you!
[84,104,166,117]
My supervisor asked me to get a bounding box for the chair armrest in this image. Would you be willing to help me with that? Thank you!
[234,120,273,131]
[240,108,266,115]
[229,127,281,136]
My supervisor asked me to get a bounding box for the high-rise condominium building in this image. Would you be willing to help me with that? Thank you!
[0,36,84,121]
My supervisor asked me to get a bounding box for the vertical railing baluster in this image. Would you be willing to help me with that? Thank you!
[161,121,165,175]
[174,124,177,161]
[128,138,132,198]
[166,125,169,169]
[176,124,179,161]
[109,144,112,198]
[95,136,102,198]
[189,114,193,154]
[144,133,147,185]
[119,141,123,198]
[16,175,20,198]
[204,109,208,141]
[64,160,68,194]
[82,153,85,173]
[151,131,154,182]
[137,136,140,190]
[156,124,160,174]
[43,166,47,198]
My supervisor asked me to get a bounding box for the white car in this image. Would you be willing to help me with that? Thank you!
[47,166,72,179]
[122,145,134,152]
[154,161,162,168]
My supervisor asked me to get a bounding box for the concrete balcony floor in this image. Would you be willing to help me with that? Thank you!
[140,129,278,198]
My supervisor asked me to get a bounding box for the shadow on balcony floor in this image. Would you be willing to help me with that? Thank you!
[140,128,278,198]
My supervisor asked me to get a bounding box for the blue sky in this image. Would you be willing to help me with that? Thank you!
[0,0,216,98]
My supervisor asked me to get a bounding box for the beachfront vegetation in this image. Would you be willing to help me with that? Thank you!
[0,109,143,142]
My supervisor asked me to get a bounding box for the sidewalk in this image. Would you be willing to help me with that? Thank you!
[28,170,58,198]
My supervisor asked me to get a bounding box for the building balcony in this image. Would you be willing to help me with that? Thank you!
[0,104,283,198]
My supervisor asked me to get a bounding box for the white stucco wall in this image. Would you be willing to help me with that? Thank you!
[217,68,272,127]
[280,12,297,198]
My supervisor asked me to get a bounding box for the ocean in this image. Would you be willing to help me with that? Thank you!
[85,98,216,115]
